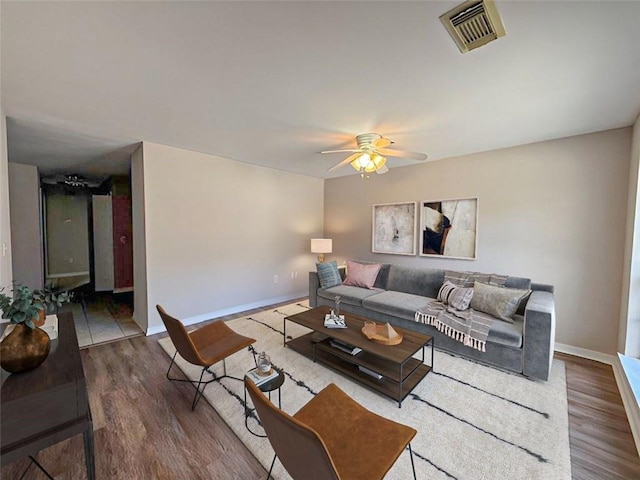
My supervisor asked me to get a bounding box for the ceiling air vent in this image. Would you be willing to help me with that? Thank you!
[440,0,506,54]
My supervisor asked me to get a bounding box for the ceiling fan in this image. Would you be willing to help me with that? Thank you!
[41,173,104,189]
[321,133,428,176]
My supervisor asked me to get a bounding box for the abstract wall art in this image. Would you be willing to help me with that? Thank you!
[372,202,417,255]
[419,197,478,259]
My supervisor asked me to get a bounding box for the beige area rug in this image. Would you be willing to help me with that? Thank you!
[158,301,571,480]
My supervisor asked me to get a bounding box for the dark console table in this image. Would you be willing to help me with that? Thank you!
[1,312,95,479]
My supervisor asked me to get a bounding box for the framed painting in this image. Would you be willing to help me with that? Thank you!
[372,202,417,255]
[419,197,478,259]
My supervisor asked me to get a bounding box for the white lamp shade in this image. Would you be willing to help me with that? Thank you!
[311,238,332,254]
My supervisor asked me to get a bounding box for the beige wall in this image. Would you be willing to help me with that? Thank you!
[324,128,632,355]
[140,142,324,334]
[8,163,43,289]
[620,115,640,357]
[131,144,148,331]
[0,110,11,288]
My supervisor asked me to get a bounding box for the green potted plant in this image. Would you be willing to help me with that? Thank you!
[34,287,72,325]
[0,285,71,328]
[0,284,45,329]
[0,284,71,373]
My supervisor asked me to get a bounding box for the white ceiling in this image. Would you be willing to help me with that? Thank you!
[2,1,639,179]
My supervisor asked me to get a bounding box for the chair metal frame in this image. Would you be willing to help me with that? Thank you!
[157,305,256,411]
[165,348,251,410]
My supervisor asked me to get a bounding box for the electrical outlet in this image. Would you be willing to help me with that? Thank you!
[294,271,298,278]
[290,272,295,279]
[273,275,279,283]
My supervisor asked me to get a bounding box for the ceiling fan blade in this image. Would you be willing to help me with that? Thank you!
[376,164,389,174]
[376,148,428,161]
[320,149,360,154]
[373,137,392,149]
[328,152,361,172]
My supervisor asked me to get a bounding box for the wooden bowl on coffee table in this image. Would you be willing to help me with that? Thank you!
[361,321,403,346]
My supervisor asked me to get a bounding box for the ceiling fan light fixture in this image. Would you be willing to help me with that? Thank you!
[63,174,89,188]
[364,154,387,173]
[350,152,371,171]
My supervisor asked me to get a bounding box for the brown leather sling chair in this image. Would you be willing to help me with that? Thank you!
[157,305,256,410]
[245,377,417,479]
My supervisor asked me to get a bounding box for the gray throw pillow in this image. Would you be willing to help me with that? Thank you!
[316,261,342,289]
[470,281,530,323]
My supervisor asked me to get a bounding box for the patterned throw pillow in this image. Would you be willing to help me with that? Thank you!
[316,261,342,289]
[470,281,531,323]
[437,280,474,311]
[445,270,508,288]
[489,273,508,287]
[444,270,472,287]
[468,272,491,285]
[343,260,381,289]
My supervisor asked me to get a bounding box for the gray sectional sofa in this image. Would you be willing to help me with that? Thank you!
[309,262,556,381]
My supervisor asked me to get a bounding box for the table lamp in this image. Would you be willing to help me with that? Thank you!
[311,238,332,263]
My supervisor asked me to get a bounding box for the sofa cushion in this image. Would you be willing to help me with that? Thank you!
[504,276,532,290]
[318,285,383,307]
[343,260,381,289]
[362,291,433,322]
[316,261,342,289]
[387,265,444,298]
[470,282,531,323]
[488,315,523,348]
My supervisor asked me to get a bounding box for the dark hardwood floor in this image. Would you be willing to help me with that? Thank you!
[556,352,640,480]
[2,303,639,479]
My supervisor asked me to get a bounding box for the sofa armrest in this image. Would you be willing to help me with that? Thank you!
[522,290,556,381]
[309,272,320,307]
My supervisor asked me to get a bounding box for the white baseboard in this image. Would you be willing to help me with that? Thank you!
[554,342,615,365]
[554,343,640,455]
[145,291,308,336]
[613,355,640,455]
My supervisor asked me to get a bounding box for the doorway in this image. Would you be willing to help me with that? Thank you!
[42,175,142,346]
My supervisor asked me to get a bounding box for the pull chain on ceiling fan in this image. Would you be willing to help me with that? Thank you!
[321,133,428,177]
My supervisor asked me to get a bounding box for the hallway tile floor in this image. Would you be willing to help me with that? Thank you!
[69,293,143,348]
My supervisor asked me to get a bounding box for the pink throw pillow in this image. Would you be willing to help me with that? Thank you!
[343,261,381,289]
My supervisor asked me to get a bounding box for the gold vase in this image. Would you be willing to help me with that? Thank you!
[0,324,51,373]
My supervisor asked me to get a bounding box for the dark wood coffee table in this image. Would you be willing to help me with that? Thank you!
[284,306,433,407]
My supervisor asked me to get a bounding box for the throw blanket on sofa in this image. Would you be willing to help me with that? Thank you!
[415,301,497,352]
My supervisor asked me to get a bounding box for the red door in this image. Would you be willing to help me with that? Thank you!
[112,195,133,292]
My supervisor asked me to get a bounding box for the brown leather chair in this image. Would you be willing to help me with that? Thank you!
[157,305,256,410]
[245,378,417,480]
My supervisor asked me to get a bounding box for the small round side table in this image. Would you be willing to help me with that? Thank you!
[244,368,285,438]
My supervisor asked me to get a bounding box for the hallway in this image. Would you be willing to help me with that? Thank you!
[67,292,142,348]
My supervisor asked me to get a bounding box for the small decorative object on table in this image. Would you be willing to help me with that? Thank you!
[334,295,341,317]
[361,321,404,345]
[246,350,279,385]
[256,351,271,373]
[324,313,347,329]
[246,366,279,386]
[0,284,71,373]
